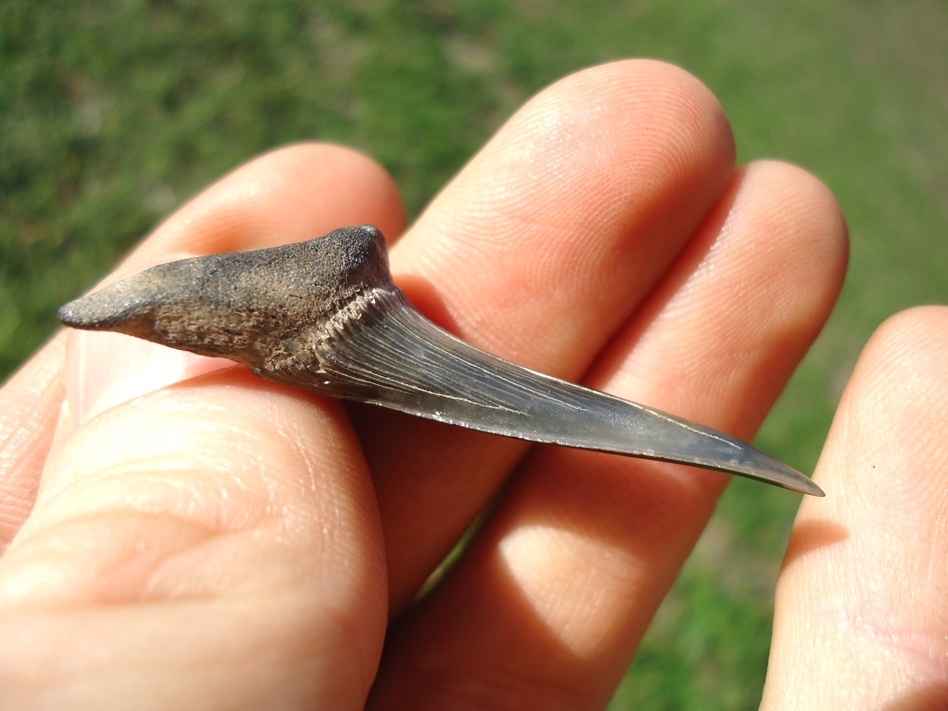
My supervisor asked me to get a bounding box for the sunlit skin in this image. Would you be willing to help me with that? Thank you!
[1,60,945,709]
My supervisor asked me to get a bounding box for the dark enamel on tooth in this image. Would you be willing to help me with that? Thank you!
[59,225,823,496]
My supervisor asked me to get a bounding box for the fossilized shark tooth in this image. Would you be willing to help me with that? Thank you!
[58,225,823,496]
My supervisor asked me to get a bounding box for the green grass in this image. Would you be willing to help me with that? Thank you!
[3,1,947,707]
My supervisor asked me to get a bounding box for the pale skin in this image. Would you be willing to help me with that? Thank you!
[0,59,945,709]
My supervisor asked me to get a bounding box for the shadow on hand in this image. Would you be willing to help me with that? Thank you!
[781,517,850,570]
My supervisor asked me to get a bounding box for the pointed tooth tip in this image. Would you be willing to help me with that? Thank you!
[772,460,823,496]
[759,461,824,497]
[798,477,825,497]
[762,460,823,496]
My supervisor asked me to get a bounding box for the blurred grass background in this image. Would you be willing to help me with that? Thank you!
[2,1,946,708]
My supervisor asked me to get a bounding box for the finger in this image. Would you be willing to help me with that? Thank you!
[0,143,405,546]
[354,59,739,611]
[762,307,948,710]
[0,333,66,551]
[370,162,848,709]
[0,144,404,706]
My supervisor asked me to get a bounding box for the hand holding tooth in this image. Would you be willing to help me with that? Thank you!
[16,59,936,710]
[59,224,822,496]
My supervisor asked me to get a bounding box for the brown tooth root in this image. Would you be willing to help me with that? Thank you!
[59,224,823,496]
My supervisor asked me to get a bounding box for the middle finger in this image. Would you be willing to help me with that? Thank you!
[351,60,738,611]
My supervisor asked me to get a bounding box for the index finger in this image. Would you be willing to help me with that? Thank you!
[0,144,405,550]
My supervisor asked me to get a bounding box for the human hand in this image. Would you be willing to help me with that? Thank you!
[1,60,939,709]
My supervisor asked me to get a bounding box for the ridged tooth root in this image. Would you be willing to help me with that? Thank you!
[59,224,823,497]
